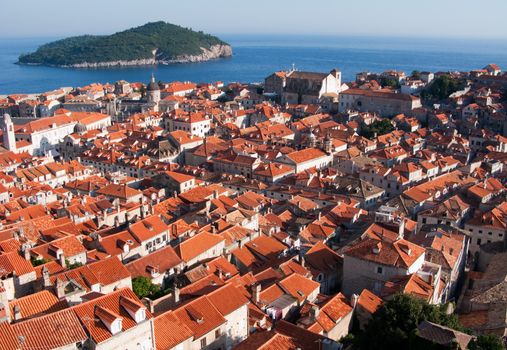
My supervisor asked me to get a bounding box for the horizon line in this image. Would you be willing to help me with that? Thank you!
[1,32,507,42]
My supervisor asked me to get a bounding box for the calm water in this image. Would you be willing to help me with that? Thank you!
[1,35,507,94]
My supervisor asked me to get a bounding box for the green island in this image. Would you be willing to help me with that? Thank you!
[17,21,232,67]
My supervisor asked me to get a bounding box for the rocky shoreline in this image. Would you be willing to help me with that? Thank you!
[17,44,233,68]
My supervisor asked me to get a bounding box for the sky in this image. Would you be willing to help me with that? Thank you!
[1,0,506,39]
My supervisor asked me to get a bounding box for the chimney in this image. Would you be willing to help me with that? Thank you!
[310,305,320,320]
[222,248,231,261]
[42,266,51,288]
[174,286,180,304]
[59,254,66,268]
[298,252,305,267]
[13,305,22,321]
[398,218,405,239]
[21,243,31,261]
[351,293,359,308]
[253,283,261,304]
[55,278,65,298]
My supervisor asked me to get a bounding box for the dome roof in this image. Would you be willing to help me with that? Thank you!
[74,122,87,133]
[147,81,160,91]
[147,74,160,91]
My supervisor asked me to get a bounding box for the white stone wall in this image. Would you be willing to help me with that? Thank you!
[93,318,155,350]
[342,255,413,297]
[223,304,249,349]
[464,223,505,255]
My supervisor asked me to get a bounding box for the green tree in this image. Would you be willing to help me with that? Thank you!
[501,88,507,102]
[18,21,229,66]
[469,334,505,350]
[30,257,51,267]
[420,75,466,101]
[66,260,83,270]
[381,77,401,89]
[132,276,160,299]
[361,294,463,350]
[411,70,421,79]
[361,119,395,139]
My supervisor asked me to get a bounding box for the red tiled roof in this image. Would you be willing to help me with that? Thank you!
[357,289,383,314]
[173,296,226,339]
[176,232,224,263]
[154,311,194,350]
[126,245,182,278]
[72,288,152,344]
[9,290,67,320]
[345,237,425,269]
[12,309,87,350]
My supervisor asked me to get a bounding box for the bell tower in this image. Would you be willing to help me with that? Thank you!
[2,114,16,152]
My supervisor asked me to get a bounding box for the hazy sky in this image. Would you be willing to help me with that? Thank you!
[1,0,506,39]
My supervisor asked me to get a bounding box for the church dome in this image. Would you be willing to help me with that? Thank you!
[147,74,160,91]
[74,122,87,134]
[147,81,160,91]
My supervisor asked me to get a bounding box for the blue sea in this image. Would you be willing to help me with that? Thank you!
[1,35,507,94]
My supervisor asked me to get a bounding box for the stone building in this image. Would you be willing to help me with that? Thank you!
[339,88,422,116]
[265,69,342,104]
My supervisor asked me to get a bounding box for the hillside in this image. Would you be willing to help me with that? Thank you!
[17,21,232,67]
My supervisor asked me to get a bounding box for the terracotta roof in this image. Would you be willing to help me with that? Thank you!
[9,290,67,321]
[173,295,226,339]
[30,235,86,261]
[382,274,434,301]
[72,288,151,344]
[51,256,130,290]
[342,88,419,101]
[235,320,334,350]
[304,241,343,276]
[0,251,35,278]
[129,215,168,242]
[126,245,182,278]
[301,293,353,333]
[0,322,18,350]
[278,273,320,302]
[345,237,425,269]
[154,311,194,350]
[96,183,141,200]
[206,283,249,316]
[12,309,87,350]
[285,148,328,164]
[175,232,224,263]
[357,289,383,314]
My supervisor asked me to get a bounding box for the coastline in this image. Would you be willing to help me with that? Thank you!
[16,44,233,68]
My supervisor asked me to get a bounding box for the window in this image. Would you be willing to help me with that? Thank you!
[215,329,221,338]
[376,266,383,274]
[200,338,207,349]
[422,218,427,224]
[477,238,482,245]
[488,232,492,235]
